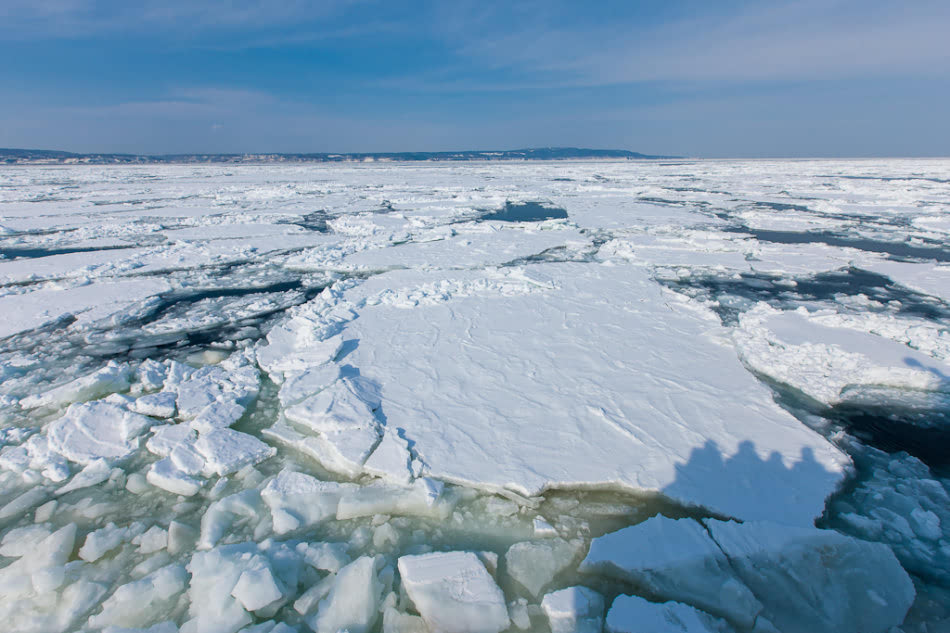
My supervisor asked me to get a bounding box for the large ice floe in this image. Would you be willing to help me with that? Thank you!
[1,160,950,632]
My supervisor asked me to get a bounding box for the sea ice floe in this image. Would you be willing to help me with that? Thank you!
[3,160,949,632]
[737,304,950,408]
[397,551,510,633]
[605,594,730,633]
[580,515,761,628]
[21,361,131,410]
[47,401,151,465]
[505,538,585,598]
[541,586,605,633]
[334,262,850,525]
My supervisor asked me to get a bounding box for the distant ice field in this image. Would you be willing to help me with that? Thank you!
[1,160,949,632]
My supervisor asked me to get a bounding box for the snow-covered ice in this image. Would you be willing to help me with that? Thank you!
[2,159,949,632]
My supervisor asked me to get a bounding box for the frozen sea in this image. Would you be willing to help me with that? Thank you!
[0,159,948,632]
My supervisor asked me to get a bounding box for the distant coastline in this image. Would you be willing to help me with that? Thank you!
[0,147,676,165]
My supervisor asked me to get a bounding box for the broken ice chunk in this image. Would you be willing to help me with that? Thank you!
[147,459,202,497]
[132,392,177,419]
[21,361,131,410]
[231,564,286,613]
[136,359,168,392]
[0,524,54,557]
[189,400,246,434]
[336,478,451,520]
[308,556,384,633]
[257,330,344,377]
[277,364,341,407]
[579,515,761,628]
[56,458,113,495]
[87,564,187,629]
[194,428,276,477]
[79,522,138,562]
[541,586,605,633]
[174,363,259,420]
[506,538,584,598]
[133,526,169,554]
[146,424,196,457]
[285,378,380,434]
[260,469,356,535]
[397,551,509,633]
[199,489,263,549]
[706,519,915,633]
[533,516,558,537]
[363,428,413,485]
[182,544,258,633]
[47,401,151,465]
[605,595,729,633]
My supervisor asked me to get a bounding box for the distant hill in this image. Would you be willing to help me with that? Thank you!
[0,147,676,165]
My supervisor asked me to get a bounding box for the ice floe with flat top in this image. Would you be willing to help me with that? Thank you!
[321,262,849,525]
[737,304,950,407]
[582,514,915,633]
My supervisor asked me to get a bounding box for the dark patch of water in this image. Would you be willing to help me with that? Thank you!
[0,244,138,260]
[480,201,568,222]
[663,267,950,325]
[828,404,950,470]
[284,210,332,233]
[729,226,950,262]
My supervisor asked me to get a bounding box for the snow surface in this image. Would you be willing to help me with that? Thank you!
[2,159,949,632]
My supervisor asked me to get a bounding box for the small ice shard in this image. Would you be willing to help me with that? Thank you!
[541,586,605,633]
[505,538,584,598]
[132,392,177,418]
[533,516,558,537]
[136,359,168,392]
[299,426,381,477]
[285,378,379,434]
[190,400,247,434]
[336,478,450,520]
[0,524,53,557]
[167,521,198,555]
[79,522,137,562]
[194,428,276,477]
[147,458,202,497]
[146,424,196,457]
[297,541,351,573]
[309,556,385,633]
[363,427,413,485]
[47,401,151,465]
[56,458,113,495]
[22,361,131,410]
[397,551,510,633]
[277,364,341,407]
[87,564,187,629]
[231,564,286,613]
[260,469,356,534]
[0,486,51,520]
[133,526,169,554]
[199,489,263,549]
[182,544,258,633]
[706,519,916,633]
[0,522,76,598]
[579,515,761,627]
[605,595,729,633]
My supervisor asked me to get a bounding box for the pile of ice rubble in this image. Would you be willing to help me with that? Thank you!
[0,337,937,632]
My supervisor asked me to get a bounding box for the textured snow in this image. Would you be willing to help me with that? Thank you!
[3,160,950,632]
[397,551,510,633]
[334,263,849,524]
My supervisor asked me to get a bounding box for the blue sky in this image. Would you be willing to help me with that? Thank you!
[1,0,948,157]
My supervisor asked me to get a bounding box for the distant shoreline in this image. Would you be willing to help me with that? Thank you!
[0,147,676,166]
